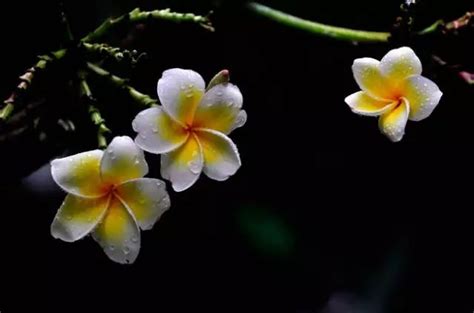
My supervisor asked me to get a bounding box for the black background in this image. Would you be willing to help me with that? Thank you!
[1,0,473,312]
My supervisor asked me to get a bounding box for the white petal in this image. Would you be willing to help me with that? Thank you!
[100,136,148,185]
[345,91,395,116]
[132,106,188,154]
[380,47,422,83]
[402,75,443,121]
[161,135,203,192]
[193,83,244,134]
[195,129,241,181]
[51,150,106,198]
[352,58,394,100]
[92,196,141,264]
[51,194,110,242]
[115,178,171,231]
[378,98,410,142]
[157,68,205,125]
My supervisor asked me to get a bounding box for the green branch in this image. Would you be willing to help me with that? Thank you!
[247,2,471,43]
[1,49,67,121]
[1,8,212,121]
[247,2,390,42]
[82,8,213,43]
[79,75,111,148]
[86,62,157,107]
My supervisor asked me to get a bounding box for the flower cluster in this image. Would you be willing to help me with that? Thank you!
[50,69,246,263]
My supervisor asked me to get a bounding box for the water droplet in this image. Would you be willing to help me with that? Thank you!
[152,126,159,133]
[180,85,186,90]
[188,84,194,89]
[65,215,72,221]
[156,181,162,187]
[217,91,223,97]
[109,245,115,251]
[131,236,138,243]
[123,246,131,255]
[188,160,201,174]
[140,133,147,140]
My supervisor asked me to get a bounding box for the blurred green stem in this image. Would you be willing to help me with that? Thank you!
[247,2,470,43]
[79,75,111,148]
[86,62,157,107]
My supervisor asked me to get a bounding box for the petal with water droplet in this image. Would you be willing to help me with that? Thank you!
[132,106,188,154]
[51,150,106,198]
[161,135,203,192]
[380,47,422,84]
[92,196,141,264]
[400,75,443,121]
[345,91,396,116]
[115,178,171,231]
[195,129,241,181]
[157,68,205,126]
[193,83,245,134]
[352,58,395,100]
[101,136,148,185]
[378,98,410,142]
[51,194,110,242]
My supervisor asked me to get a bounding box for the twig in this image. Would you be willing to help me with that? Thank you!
[79,74,111,148]
[247,2,474,43]
[86,62,157,107]
[82,42,145,65]
[82,8,214,43]
[1,8,212,121]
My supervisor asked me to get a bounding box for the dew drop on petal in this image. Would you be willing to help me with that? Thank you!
[123,246,131,255]
[131,236,139,243]
[109,245,115,251]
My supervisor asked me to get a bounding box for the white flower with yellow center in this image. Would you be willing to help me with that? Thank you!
[345,47,443,142]
[133,68,246,191]
[50,136,170,264]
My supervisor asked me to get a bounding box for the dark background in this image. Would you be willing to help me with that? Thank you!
[1,0,473,312]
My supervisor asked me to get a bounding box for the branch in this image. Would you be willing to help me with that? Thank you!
[79,74,111,148]
[1,49,67,121]
[247,2,390,42]
[82,42,146,65]
[86,62,158,107]
[247,2,473,43]
[1,8,212,121]
[82,8,214,43]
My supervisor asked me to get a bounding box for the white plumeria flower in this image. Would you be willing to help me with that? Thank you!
[133,68,247,192]
[345,47,443,142]
[50,136,170,264]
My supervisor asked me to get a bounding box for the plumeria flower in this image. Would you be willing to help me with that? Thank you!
[50,136,170,264]
[133,68,246,192]
[345,47,443,142]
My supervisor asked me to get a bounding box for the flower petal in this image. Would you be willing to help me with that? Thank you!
[51,194,110,242]
[193,83,245,134]
[195,129,241,181]
[352,58,394,100]
[115,178,171,231]
[132,106,188,154]
[345,91,395,116]
[51,150,106,198]
[92,196,141,264]
[380,47,422,84]
[157,68,205,126]
[161,135,203,192]
[100,136,148,185]
[401,75,443,121]
[378,98,410,142]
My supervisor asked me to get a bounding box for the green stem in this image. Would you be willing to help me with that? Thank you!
[79,75,111,148]
[82,8,213,43]
[86,62,157,107]
[1,49,67,121]
[247,2,458,43]
[247,2,390,42]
